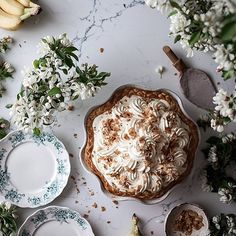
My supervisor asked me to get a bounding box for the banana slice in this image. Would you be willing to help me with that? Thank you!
[0,0,25,16]
[0,8,22,30]
[130,214,143,236]
[16,0,40,8]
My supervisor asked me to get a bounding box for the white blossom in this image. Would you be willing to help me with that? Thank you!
[214,44,236,71]
[4,202,12,210]
[218,188,233,204]
[200,171,213,192]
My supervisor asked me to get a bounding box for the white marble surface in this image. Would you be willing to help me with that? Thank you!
[0,0,236,235]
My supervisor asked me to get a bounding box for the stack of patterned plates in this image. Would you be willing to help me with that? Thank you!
[0,130,95,235]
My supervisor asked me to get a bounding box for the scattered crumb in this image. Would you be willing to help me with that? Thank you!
[70,175,80,194]
[88,210,91,214]
[123,3,126,7]
[116,206,118,209]
[112,200,119,205]
[107,221,111,224]
[101,206,106,212]
[78,147,81,149]
[150,231,154,235]
[67,105,74,111]
[75,200,79,204]
[174,73,178,76]
[83,182,87,185]
[83,214,89,219]
[92,203,98,208]
[57,124,61,127]
[19,44,22,48]
[217,82,220,85]
[24,40,26,43]
[69,153,74,158]
[99,48,104,53]
[74,133,78,138]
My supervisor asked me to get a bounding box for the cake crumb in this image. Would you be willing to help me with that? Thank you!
[73,133,78,138]
[67,105,74,111]
[83,214,89,219]
[92,203,98,208]
[112,200,119,205]
[150,231,154,235]
[107,221,111,224]
[101,206,106,212]
[69,153,74,158]
[100,48,104,53]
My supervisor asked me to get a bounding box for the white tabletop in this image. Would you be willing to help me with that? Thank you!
[0,0,235,235]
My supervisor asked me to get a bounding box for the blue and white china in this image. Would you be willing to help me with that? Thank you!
[0,130,70,208]
[18,206,95,236]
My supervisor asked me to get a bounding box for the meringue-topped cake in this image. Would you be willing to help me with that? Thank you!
[84,87,199,200]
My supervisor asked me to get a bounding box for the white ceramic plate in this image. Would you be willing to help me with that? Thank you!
[165,203,209,236]
[80,84,200,205]
[18,206,95,236]
[0,130,70,208]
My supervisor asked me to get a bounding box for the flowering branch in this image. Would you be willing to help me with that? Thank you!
[201,133,236,204]
[10,34,111,134]
[209,214,236,235]
[0,202,17,236]
[145,0,236,80]
[0,36,14,97]
[198,86,236,132]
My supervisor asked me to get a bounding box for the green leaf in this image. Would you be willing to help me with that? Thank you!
[206,136,220,145]
[5,104,12,109]
[62,69,68,75]
[189,31,201,45]
[96,72,111,79]
[64,46,78,53]
[221,21,236,42]
[222,69,235,80]
[33,127,41,136]
[33,59,40,69]
[48,87,62,96]
[174,35,181,43]
[0,129,7,139]
[168,10,178,18]
[169,0,181,11]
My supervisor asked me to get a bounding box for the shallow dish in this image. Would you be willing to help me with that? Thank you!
[165,203,209,236]
[18,206,95,236]
[80,84,200,204]
[0,130,70,208]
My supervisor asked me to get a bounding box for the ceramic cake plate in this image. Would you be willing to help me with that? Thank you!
[18,206,95,236]
[0,130,70,208]
[80,84,200,205]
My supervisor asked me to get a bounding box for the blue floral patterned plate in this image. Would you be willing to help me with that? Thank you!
[18,206,95,236]
[0,130,70,208]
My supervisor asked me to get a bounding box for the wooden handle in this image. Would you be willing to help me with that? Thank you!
[163,46,179,64]
[163,45,187,73]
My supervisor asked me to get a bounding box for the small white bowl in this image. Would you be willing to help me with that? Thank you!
[165,203,209,236]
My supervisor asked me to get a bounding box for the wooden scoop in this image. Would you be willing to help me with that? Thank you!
[163,46,217,110]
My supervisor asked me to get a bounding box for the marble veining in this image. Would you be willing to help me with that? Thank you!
[0,0,235,235]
